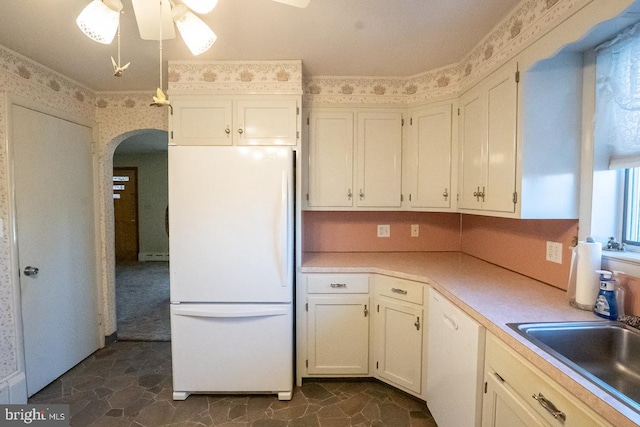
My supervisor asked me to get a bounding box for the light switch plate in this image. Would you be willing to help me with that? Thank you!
[377,224,390,238]
[546,241,562,264]
[411,224,419,237]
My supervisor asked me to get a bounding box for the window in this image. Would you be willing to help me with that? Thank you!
[595,22,640,252]
[623,167,640,247]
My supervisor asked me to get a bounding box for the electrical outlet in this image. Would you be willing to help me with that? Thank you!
[546,241,562,264]
[411,224,419,237]
[377,224,390,238]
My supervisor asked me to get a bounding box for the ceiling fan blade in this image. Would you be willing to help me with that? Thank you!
[271,0,310,8]
[131,0,176,40]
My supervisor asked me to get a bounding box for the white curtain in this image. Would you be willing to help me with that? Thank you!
[596,22,640,162]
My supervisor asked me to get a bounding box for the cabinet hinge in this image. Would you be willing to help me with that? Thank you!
[305,302,308,311]
[306,193,309,201]
[457,194,459,202]
[296,107,300,115]
[377,304,379,313]
[306,359,308,368]
[512,192,518,204]
[297,131,300,139]
[457,108,460,116]
[515,70,520,83]
[306,117,309,125]
[410,117,413,126]
[401,118,404,126]
[376,361,379,369]
[400,194,404,202]
[170,131,174,139]
[484,382,488,394]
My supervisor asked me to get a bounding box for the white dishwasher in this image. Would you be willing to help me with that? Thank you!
[426,288,485,427]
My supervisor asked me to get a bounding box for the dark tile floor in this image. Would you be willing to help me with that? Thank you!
[29,341,438,426]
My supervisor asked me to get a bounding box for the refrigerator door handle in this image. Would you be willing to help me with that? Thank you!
[172,305,289,318]
[277,169,291,288]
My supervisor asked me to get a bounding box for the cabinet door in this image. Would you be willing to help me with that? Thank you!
[427,289,484,427]
[408,105,453,209]
[307,111,355,207]
[235,99,298,146]
[356,112,403,208]
[307,295,369,375]
[484,66,517,213]
[458,90,485,210]
[483,370,550,427]
[171,99,233,146]
[376,298,422,394]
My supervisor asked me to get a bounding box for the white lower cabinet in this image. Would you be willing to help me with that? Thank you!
[375,298,423,394]
[427,288,485,427]
[303,274,370,377]
[482,333,612,427]
[307,295,369,375]
[374,275,424,395]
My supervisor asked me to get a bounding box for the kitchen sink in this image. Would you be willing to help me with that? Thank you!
[508,321,640,413]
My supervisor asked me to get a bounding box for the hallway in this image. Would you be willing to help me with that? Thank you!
[116,262,170,341]
[28,341,437,426]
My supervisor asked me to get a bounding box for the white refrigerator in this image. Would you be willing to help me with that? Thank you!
[168,145,294,401]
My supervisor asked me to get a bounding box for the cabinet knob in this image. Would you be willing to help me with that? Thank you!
[237,127,244,134]
[225,127,231,134]
[359,189,364,199]
[443,188,449,200]
[347,189,352,200]
[414,317,421,331]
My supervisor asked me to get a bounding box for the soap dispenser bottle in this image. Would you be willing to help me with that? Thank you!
[594,270,618,320]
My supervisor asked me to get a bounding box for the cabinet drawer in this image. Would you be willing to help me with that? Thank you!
[306,274,369,294]
[485,333,612,427]
[376,275,423,305]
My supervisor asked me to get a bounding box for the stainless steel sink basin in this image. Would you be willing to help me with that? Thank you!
[508,321,640,413]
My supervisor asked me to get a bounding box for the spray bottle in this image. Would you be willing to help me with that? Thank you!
[594,270,618,320]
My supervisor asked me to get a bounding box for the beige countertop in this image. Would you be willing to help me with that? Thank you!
[301,251,640,427]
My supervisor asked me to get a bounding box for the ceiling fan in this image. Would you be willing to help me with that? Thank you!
[77,0,309,107]
[76,0,311,55]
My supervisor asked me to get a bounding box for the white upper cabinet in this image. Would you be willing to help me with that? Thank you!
[306,109,403,210]
[171,98,234,146]
[170,96,298,146]
[459,62,518,214]
[406,103,455,210]
[235,99,298,146]
[356,112,403,208]
[307,110,355,208]
[458,53,581,219]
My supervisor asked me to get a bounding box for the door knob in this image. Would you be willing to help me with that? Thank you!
[23,266,39,277]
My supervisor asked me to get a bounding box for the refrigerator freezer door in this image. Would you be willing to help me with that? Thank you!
[170,303,293,399]
[169,146,294,303]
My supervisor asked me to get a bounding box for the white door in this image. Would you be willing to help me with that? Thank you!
[459,90,485,210]
[171,98,234,146]
[235,99,298,146]
[12,105,100,397]
[169,146,293,303]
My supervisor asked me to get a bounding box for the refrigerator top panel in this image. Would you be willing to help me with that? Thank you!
[169,146,294,303]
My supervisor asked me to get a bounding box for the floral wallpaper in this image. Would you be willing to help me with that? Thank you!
[0,0,623,389]
[168,60,303,94]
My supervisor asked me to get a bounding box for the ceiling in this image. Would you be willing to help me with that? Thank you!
[0,0,522,92]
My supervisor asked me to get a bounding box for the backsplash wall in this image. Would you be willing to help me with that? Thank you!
[303,211,578,291]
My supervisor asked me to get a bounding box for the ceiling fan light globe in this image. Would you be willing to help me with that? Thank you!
[173,10,217,55]
[271,0,310,8]
[182,0,219,14]
[76,0,123,44]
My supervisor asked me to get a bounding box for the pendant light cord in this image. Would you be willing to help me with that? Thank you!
[159,0,163,91]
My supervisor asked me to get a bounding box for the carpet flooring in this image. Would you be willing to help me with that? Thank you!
[116,262,171,341]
